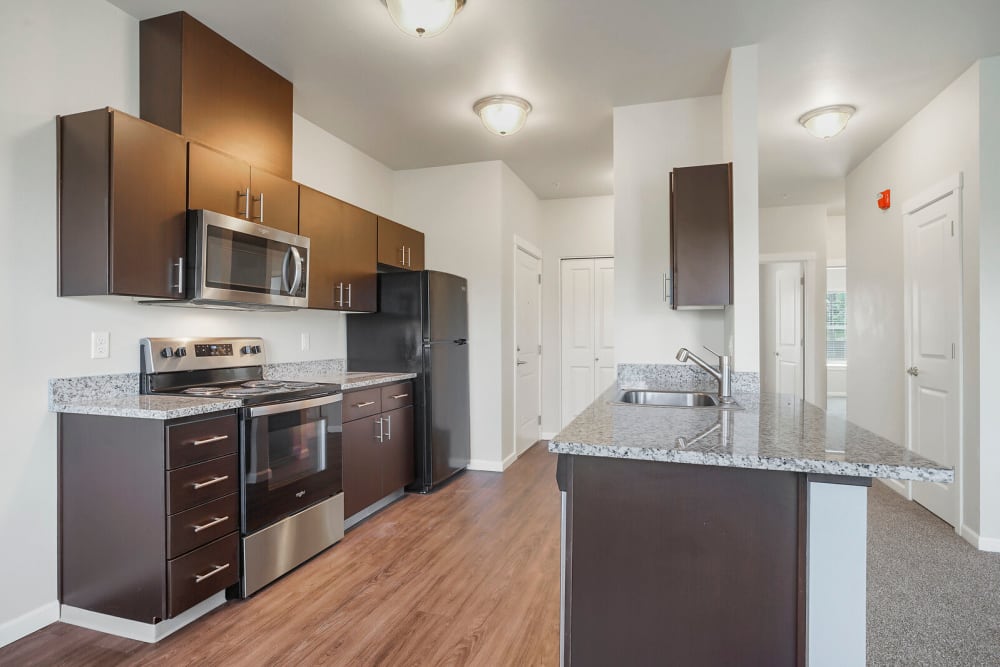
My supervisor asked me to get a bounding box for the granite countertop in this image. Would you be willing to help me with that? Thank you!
[51,394,242,420]
[549,386,953,482]
[264,370,417,390]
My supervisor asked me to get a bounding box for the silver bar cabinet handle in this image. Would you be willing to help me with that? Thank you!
[194,563,230,583]
[406,246,412,267]
[175,257,185,295]
[346,283,352,308]
[192,475,229,490]
[191,434,228,447]
[192,516,229,533]
[252,192,264,222]
[375,417,384,443]
[238,188,250,218]
[400,245,406,266]
[385,414,392,440]
[391,393,409,400]
[355,401,376,408]
[336,282,344,307]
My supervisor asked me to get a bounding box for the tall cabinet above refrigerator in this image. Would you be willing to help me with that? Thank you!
[347,271,471,492]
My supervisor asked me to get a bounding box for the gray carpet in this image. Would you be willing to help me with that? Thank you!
[868,481,1000,665]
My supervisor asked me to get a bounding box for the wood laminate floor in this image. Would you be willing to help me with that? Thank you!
[0,443,561,667]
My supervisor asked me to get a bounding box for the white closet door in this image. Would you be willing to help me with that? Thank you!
[594,258,616,396]
[561,258,615,428]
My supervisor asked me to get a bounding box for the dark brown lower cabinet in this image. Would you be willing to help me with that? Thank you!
[559,455,804,666]
[342,383,415,519]
[59,411,240,624]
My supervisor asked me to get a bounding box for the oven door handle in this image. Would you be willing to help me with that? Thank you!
[247,392,343,418]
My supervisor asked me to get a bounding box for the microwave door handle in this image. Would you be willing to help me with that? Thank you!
[281,247,293,294]
[288,246,303,295]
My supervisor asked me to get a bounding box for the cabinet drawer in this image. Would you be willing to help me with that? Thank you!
[167,455,238,514]
[166,415,238,469]
[343,387,382,422]
[167,493,239,559]
[381,382,413,411]
[167,532,239,618]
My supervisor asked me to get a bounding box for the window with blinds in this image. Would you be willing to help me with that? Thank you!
[826,266,847,363]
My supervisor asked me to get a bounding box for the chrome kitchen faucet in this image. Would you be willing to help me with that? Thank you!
[676,346,734,404]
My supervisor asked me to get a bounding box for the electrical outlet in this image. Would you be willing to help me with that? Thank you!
[301,333,310,351]
[91,331,110,359]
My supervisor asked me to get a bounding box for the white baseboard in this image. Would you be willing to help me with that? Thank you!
[468,459,504,472]
[61,591,226,643]
[0,601,59,648]
[541,431,558,441]
[501,452,518,470]
[960,524,1000,552]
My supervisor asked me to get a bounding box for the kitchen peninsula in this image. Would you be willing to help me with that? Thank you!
[549,376,952,667]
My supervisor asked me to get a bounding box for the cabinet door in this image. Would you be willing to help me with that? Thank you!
[188,142,251,220]
[670,163,733,308]
[377,217,408,269]
[299,186,341,310]
[343,416,384,518]
[381,406,415,493]
[249,166,299,234]
[109,111,188,298]
[338,202,378,312]
[402,226,425,271]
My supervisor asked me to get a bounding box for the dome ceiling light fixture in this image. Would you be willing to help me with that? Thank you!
[473,95,533,136]
[798,104,857,139]
[382,0,466,38]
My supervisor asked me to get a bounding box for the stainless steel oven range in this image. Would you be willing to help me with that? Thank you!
[140,337,343,597]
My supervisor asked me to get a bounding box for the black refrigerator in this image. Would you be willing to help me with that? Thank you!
[347,271,471,492]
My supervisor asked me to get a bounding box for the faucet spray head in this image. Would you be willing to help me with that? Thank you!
[676,348,690,362]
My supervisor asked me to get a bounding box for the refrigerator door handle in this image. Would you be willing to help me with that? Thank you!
[454,339,468,346]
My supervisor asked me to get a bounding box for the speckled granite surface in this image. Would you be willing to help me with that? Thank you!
[49,373,139,405]
[273,370,417,390]
[263,359,346,380]
[617,363,760,393]
[51,395,241,420]
[549,386,953,482]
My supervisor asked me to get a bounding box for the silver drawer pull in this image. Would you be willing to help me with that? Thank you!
[355,401,376,408]
[192,516,230,533]
[191,435,229,447]
[194,562,230,583]
[192,475,229,490]
[390,393,409,400]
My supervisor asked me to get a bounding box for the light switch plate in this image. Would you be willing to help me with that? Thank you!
[91,331,110,359]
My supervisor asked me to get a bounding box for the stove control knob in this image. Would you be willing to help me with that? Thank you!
[241,345,254,355]
[174,347,187,358]
[160,347,174,359]
[252,345,262,354]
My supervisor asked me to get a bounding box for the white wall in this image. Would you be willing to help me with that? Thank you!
[722,46,761,373]
[613,96,726,363]
[538,196,614,435]
[759,205,829,405]
[845,62,983,541]
[826,216,846,266]
[0,0,396,643]
[500,164,541,463]
[977,57,1000,546]
[392,162,506,469]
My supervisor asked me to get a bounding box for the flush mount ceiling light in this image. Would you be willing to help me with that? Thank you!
[798,105,856,139]
[382,0,466,38]
[473,95,532,136]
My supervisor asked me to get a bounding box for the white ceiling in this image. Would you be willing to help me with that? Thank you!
[108,0,1000,205]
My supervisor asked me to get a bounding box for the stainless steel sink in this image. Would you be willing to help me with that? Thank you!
[612,389,740,409]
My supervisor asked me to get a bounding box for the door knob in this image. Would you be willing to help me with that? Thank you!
[906,366,920,376]
[517,360,527,366]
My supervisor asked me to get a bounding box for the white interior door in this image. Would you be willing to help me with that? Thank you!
[775,263,804,400]
[561,258,615,427]
[905,193,961,527]
[515,247,542,457]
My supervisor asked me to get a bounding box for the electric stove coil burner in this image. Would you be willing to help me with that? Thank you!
[280,381,320,389]
[182,387,225,396]
[242,380,286,389]
[222,387,272,397]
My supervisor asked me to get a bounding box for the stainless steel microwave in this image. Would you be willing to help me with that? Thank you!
[184,210,310,310]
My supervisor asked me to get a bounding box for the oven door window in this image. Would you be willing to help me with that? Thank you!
[205,225,308,298]
[248,415,327,490]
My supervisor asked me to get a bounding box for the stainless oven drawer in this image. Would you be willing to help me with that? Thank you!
[167,454,238,514]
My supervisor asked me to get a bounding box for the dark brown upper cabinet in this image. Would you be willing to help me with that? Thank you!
[669,163,733,309]
[377,217,425,271]
[59,108,187,299]
[140,11,293,179]
[187,142,299,234]
[299,186,377,312]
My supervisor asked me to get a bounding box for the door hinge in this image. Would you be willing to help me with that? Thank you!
[538,344,542,354]
[537,415,542,425]
[951,220,955,237]
[800,276,805,286]
[952,342,956,359]
[538,274,542,284]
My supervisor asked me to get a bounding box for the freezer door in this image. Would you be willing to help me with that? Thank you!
[346,272,423,373]
[425,271,468,343]
[423,340,471,487]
